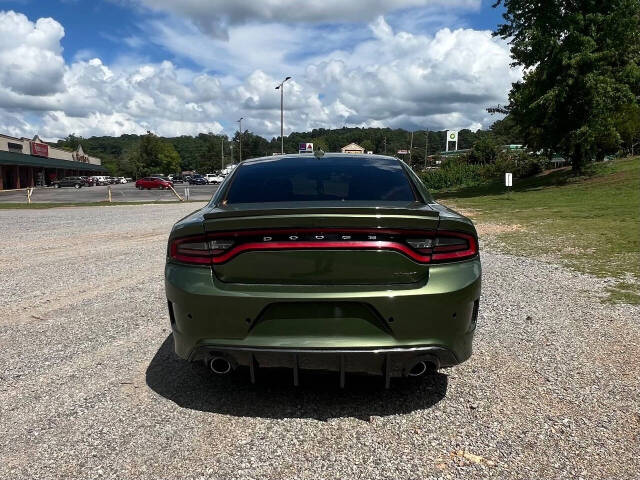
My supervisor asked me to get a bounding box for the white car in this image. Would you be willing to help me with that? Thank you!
[205,173,224,184]
[118,177,127,184]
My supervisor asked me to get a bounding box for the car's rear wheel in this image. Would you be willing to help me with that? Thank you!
[55,184,60,188]
[74,184,81,189]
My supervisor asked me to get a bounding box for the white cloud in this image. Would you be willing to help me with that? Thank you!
[138,0,480,38]
[0,8,519,141]
[0,11,65,95]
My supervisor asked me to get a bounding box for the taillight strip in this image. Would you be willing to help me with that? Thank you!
[168,229,478,265]
[211,240,432,264]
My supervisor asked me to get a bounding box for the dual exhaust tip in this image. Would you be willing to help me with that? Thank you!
[209,356,232,375]
[209,355,433,378]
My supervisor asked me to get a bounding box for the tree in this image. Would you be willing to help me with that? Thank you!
[130,132,182,176]
[469,133,499,164]
[615,103,640,154]
[494,0,640,170]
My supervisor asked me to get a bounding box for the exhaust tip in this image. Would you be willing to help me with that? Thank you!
[209,356,232,375]
[408,361,428,377]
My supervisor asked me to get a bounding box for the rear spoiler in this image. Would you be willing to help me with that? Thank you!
[203,204,440,220]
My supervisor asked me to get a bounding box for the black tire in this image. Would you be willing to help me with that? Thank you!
[55,184,61,188]
[74,184,81,189]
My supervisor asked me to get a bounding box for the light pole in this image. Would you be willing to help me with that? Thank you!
[275,76,291,154]
[236,117,243,162]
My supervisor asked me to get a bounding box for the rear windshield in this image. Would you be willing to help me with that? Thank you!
[224,156,416,203]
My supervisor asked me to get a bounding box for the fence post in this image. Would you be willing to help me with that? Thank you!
[107,185,112,203]
[169,185,184,202]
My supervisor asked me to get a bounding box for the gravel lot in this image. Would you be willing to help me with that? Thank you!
[1,204,638,479]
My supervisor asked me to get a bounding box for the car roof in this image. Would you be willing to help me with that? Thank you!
[240,153,401,166]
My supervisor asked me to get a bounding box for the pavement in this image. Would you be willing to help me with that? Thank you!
[0,182,219,203]
[0,203,639,479]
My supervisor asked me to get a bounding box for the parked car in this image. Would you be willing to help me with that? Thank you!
[117,177,127,184]
[172,176,185,184]
[80,176,95,186]
[165,154,481,386]
[188,175,208,185]
[52,176,84,189]
[92,176,109,186]
[135,177,173,190]
[205,173,224,184]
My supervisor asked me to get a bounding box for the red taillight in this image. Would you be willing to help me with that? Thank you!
[169,235,235,264]
[430,231,478,261]
[168,229,477,265]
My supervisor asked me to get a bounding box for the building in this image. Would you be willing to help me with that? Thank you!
[0,134,107,190]
[340,143,365,154]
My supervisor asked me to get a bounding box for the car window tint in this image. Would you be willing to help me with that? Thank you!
[225,156,416,203]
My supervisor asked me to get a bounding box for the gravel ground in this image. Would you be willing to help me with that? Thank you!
[0,204,638,480]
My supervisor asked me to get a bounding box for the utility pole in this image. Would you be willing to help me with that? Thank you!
[409,131,414,165]
[221,137,224,171]
[236,117,243,162]
[275,76,291,154]
[383,136,387,154]
[424,131,428,169]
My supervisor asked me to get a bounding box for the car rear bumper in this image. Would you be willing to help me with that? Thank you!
[165,257,481,376]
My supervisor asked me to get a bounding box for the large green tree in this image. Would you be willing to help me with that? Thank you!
[494,0,640,170]
[129,132,182,177]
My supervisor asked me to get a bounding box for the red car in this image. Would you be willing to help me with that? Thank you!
[135,177,173,190]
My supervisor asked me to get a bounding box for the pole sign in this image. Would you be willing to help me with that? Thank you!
[299,143,313,153]
[397,149,408,154]
[30,141,49,157]
[505,172,513,187]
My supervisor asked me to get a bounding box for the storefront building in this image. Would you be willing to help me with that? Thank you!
[0,134,107,190]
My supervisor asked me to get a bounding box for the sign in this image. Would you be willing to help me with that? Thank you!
[30,142,49,157]
[8,142,23,153]
[397,149,409,154]
[445,130,458,152]
[505,172,513,187]
[298,143,313,153]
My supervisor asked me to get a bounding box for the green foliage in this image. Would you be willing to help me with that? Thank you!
[52,125,527,177]
[469,134,499,164]
[129,132,182,176]
[420,159,486,190]
[494,0,640,170]
[420,151,547,190]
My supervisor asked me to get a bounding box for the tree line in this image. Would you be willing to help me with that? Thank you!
[54,124,522,177]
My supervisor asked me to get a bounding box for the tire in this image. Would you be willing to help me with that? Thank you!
[55,184,60,188]
[74,184,81,189]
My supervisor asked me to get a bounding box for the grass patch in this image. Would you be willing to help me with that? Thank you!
[0,200,205,209]
[436,157,640,304]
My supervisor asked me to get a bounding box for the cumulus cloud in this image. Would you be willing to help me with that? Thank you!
[0,11,65,95]
[0,8,519,141]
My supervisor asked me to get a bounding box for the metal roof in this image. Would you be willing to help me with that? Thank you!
[0,150,107,172]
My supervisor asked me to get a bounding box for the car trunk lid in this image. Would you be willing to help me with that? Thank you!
[202,202,439,285]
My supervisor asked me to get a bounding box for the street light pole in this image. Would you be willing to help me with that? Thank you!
[275,76,291,154]
[236,117,243,163]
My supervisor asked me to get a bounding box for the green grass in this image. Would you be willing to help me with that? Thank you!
[0,200,205,209]
[435,157,640,304]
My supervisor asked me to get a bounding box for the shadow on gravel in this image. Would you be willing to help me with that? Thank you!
[146,335,448,421]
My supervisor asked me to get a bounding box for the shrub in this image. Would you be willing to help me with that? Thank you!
[418,151,547,190]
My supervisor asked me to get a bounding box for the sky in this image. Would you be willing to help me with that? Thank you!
[0,0,521,140]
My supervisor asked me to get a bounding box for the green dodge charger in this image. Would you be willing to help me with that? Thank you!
[165,153,481,387]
